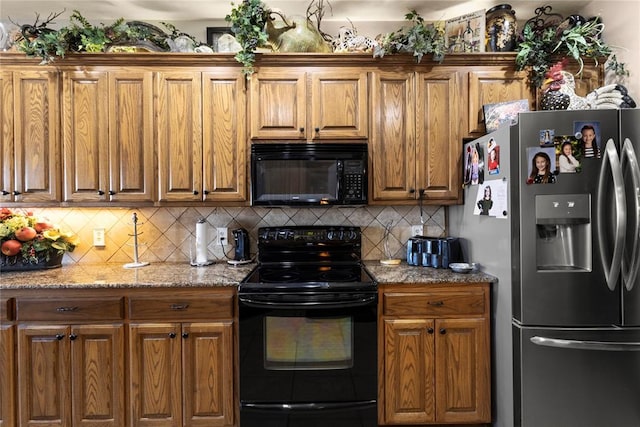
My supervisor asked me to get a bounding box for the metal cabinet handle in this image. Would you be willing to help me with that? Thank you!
[427,327,434,334]
[168,332,177,338]
[108,190,116,196]
[299,127,305,133]
[203,190,210,195]
[56,306,79,312]
[314,127,320,133]
[69,333,77,341]
[182,332,189,339]
[439,328,446,335]
[13,190,21,196]
[1,190,9,195]
[193,190,199,195]
[170,303,189,311]
[428,301,444,306]
[97,190,105,195]
[55,333,65,340]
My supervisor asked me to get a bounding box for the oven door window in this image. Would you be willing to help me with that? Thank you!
[265,315,353,370]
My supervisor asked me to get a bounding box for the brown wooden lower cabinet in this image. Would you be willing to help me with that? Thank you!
[379,283,491,425]
[0,322,15,427]
[16,323,125,427]
[2,288,236,427]
[129,322,234,427]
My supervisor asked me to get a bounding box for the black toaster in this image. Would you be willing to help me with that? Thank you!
[406,236,462,268]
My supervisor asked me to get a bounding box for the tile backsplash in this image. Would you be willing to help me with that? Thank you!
[24,205,446,265]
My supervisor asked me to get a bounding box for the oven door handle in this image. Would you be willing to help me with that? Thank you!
[238,294,376,309]
[241,399,376,412]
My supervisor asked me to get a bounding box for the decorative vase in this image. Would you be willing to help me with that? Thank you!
[1,251,63,272]
[486,4,517,52]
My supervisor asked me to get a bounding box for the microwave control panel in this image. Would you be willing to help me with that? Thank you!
[343,160,366,201]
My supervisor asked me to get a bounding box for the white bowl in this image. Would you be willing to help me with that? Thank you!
[449,262,475,274]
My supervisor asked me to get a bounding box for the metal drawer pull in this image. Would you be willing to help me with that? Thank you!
[428,301,444,306]
[169,303,189,310]
[531,336,640,351]
[56,306,79,312]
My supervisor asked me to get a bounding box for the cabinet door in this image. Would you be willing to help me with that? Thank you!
[309,70,368,139]
[157,72,203,202]
[62,71,109,202]
[382,318,435,425]
[0,324,15,427]
[249,69,306,139]
[17,325,71,427]
[129,323,182,427]
[416,69,463,203]
[13,70,60,202]
[202,69,247,202]
[108,71,155,202]
[0,71,13,203]
[467,68,533,135]
[435,318,491,424]
[369,71,416,202]
[182,322,234,427]
[70,324,125,427]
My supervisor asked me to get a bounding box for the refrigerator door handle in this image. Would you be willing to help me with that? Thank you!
[531,335,640,351]
[620,138,640,291]
[597,138,626,291]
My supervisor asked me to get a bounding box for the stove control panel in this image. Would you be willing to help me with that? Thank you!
[258,226,360,243]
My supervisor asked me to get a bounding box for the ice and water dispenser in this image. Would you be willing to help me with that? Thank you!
[535,194,592,271]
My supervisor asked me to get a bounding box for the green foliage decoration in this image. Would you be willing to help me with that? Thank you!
[15,10,198,64]
[373,10,446,63]
[516,19,627,88]
[225,0,270,75]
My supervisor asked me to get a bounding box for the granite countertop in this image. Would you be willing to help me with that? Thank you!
[364,261,496,285]
[0,261,256,289]
[0,261,495,290]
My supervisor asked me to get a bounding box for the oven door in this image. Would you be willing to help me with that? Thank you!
[238,291,377,427]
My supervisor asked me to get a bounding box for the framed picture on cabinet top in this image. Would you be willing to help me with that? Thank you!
[445,9,486,53]
[206,27,233,52]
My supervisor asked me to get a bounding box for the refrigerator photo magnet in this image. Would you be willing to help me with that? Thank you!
[574,121,602,159]
[487,138,500,175]
[463,142,485,186]
[526,146,556,184]
[473,179,508,217]
[539,129,555,147]
[554,135,582,173]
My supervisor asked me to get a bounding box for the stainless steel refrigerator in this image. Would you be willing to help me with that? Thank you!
[449,109,640,427]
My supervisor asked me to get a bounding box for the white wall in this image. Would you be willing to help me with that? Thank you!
[584,1,640,100]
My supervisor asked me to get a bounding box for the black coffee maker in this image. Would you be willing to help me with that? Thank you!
[232,228,251,261]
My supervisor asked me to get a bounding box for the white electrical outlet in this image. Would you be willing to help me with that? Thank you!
[93,228,106,247]
[411,225,424,236]
[216,227,228,246]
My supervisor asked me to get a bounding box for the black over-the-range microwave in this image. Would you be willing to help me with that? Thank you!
[250,142,368,206]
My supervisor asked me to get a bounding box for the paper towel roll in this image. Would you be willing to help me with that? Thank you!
[195,220,208,264]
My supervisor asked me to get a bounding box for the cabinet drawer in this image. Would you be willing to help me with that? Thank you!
[15,297,124,321]
[382,289,486,317]
[129,294,234,320]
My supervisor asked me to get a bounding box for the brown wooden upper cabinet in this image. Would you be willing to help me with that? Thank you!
[156,68,247,203]
[466,67,533,136]
[62,70,155,203]
[249,67,368,140]
[1,69,60,203]
[370,69,463,204]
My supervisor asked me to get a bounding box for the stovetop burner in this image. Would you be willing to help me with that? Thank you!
[239,226,376,294]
